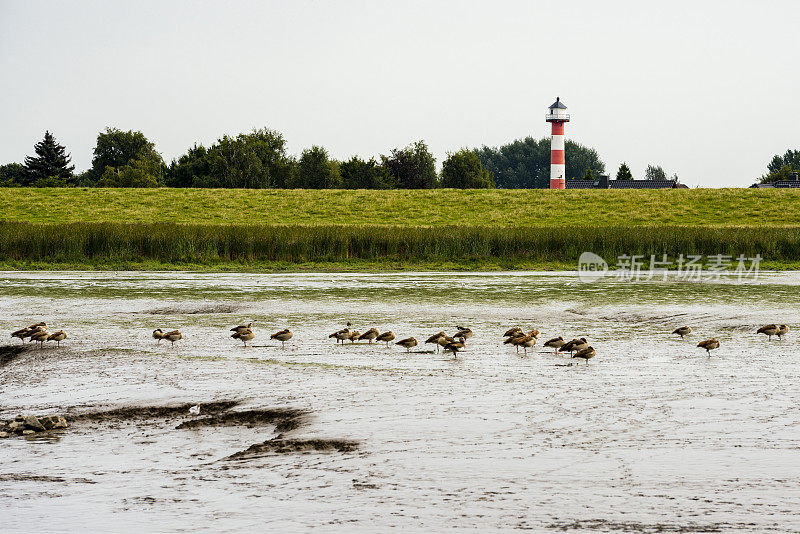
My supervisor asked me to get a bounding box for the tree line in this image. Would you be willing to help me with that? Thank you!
[759,149,800,184]
[0,127,609,189]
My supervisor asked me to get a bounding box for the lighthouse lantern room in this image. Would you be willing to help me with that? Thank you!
[546,97,570,189]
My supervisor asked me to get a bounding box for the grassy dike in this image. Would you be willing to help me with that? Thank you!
[1,188,800,271]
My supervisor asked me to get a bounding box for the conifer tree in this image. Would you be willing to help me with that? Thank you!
[23,131,75,185]
[616,162,633,180]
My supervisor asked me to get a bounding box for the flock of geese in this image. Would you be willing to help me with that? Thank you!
[9,321,791,362]
[9,323,67,348]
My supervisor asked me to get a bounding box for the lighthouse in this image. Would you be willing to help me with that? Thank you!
[546,97,570,189]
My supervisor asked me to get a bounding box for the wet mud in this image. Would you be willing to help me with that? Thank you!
[0,345,29,367]
[2,271,800,531]
[174,408,307,431]
[223,436,359,460]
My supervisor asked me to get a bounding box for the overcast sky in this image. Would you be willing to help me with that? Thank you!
[1,0,798,187]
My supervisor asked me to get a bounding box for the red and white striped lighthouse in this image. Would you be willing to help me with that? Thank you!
[546,97,570,189]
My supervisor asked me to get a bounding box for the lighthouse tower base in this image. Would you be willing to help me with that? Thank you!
[550,177,565,189]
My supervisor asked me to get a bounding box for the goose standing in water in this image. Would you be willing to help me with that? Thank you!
[152,329,165,343]
[358,328,379,344]
[757,325,779,340]
[329,322,352,344]
[230,322,253,334]
[672,326,692,339]
[517,334,537,354]
[503,327,522,338]
[376,331,395,347]
[504,332,524,352]
[559,337,588,356]
[544,336,566,354]
[697,338,719,355]
[572,346,596,364]
[47,330,67,347]
[232,328,254,347]
[164,330,183,348]
[330,327,351,344]
[270,329,293,349]
[348,330,361,343]
[426,331,446,352]
[11,328,30,344]
[443,339,465,358]
[454,327,473,341]
[437,335,457,352]
[777,324,789,339]
[396,337,418,352]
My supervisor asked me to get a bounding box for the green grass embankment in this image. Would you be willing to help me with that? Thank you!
[2,188,800,271]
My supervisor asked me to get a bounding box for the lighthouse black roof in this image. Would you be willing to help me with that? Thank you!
[549,97,567,109]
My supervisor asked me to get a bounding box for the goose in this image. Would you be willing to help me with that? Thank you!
[27,322,46,330]
[425,331,446,352]
[396,337,418,352]
[697,338,720,355]
[358,328,379,344]
[573,346,596,364]
[163,330,183,347]
[504,331,528,352]
[544,336,566,354]
[437,335,457,351]
[757,324,779,340]
[672,326,692,339]
[232,328,255,347]
[47,330,67,347]
[270,329,293,348]
[503,327,522,338]
[188,405,200,416]
[329,327,351,344]
[454,327,473,340]
[517,334,537,354]
[443,339,465,358]
[23,326,46,342]
[558,338,579,355]
[11,328,29,343]
[777,324,789,339]
[230,322,253,334]
[30,330,49,348]
[559,337,588,355]
[376,331,395,347]
[348,330,361,343]
[572,338,589,352]
[152,328,165,343]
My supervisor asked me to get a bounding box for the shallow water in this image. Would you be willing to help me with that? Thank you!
[1,271,799,532]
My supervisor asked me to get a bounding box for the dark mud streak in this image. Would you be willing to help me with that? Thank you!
[141,304,240,315]
[0,345,30,368]
[546,519,726,532]
[68,401,241,422]
[0,474,97,484]
[174,408,308,430]
[223,438,360,460]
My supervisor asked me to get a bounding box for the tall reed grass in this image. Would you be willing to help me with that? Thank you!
[1,222,798,265]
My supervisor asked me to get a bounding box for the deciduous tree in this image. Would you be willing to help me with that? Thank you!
[440,149,494,188]
[474,137,605,188]
[381,140,437,189]
[644,164,667,181]
[289,146,342,189]
[340,156,393,189]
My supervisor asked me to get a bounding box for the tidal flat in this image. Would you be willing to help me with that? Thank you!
[1,271,799,532]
